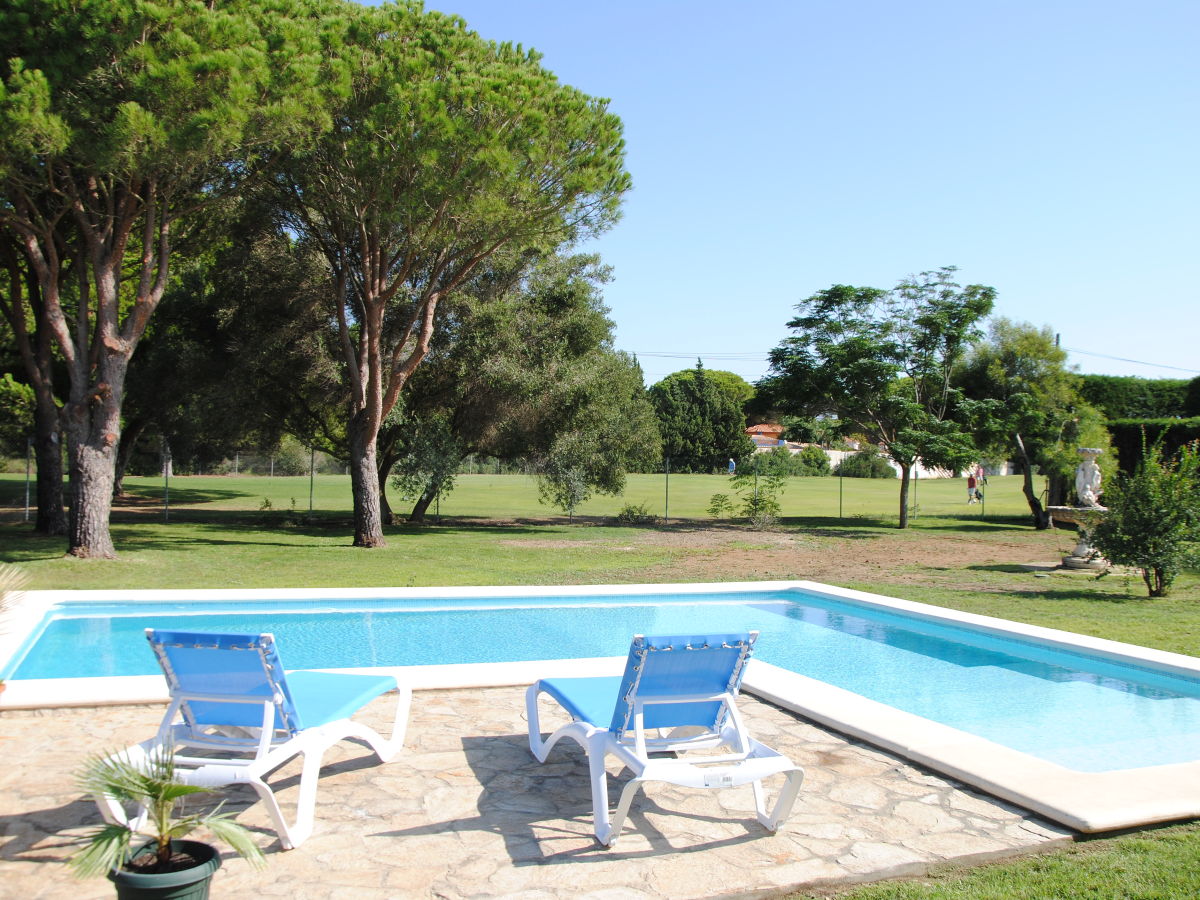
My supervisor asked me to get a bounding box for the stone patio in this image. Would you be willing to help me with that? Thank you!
[0,687,1073,899]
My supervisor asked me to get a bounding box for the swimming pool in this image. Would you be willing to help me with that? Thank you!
[4,581,1199,833]
[7,582,1200,775]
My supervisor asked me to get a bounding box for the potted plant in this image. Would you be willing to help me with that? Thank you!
[71,746,265,899]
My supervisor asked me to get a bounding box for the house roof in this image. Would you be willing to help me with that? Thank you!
[746,423,785,436]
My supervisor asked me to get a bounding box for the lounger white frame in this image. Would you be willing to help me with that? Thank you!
[527,632,805,846]
[94,630,411,850]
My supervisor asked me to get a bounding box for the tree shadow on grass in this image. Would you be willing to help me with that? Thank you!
[116,484,257,506]
[909,517,1034,533]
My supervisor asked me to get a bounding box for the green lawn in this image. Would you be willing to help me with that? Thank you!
[807,824,1200,900]
[0,468,1040,523]
[2,470,1198,899]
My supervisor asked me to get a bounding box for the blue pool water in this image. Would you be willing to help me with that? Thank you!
[8,588,1200,773]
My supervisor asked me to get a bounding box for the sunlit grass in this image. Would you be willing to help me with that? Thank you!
[2,470,1200,898]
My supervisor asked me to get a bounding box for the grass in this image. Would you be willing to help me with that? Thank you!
[807,825,1200,899]
[0,468,1042,523]
[2,469,1198,898]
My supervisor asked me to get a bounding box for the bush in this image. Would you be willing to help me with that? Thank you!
[794,445,831,476]
[1091,439,1200,597]
[834,450,896,479]
[614,502,657,525]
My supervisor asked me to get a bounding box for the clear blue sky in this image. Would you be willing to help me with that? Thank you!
[418,0,1199,387]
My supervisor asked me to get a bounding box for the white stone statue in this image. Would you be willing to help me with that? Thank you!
[1074,448,1105,508]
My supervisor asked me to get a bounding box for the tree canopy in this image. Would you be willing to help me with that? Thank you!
[273,0,630,546]
[387,253,660,521]
[955,318,1113,526]
[0,0,326,556]
[649,362,755,473]
[761,267,994,527]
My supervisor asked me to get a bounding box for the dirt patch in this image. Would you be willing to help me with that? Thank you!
[623,522,1062,586]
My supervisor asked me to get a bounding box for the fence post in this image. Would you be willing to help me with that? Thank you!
[162,439,171,523]
[308,445,315,516]
[23,435,32,522]
[663,456,670,524]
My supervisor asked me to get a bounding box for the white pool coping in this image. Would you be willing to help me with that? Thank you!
[3,580,1200,834]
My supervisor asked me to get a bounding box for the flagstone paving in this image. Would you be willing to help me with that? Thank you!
[0,687,1073,899]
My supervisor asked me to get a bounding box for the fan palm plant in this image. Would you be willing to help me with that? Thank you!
[71,745,265,878]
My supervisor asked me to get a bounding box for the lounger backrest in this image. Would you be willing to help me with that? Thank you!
[609,632,756,737]
[146,629,303,734]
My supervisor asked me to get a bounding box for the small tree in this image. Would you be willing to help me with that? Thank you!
[709,456,787,528]
[1090,440,1200,597]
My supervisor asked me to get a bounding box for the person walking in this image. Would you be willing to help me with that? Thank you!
[967,473,978,503]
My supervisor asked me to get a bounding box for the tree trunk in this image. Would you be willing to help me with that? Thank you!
[113,418,148,498]
[348,412,386,547]
[33,399,68,536]
[60,341,129,558]
[897,463,912,529]
[375,439,401,525]
[408,487,437,523]
[1047,472,1068,508]
[1014,433,1050,529]
[63,417,119,559]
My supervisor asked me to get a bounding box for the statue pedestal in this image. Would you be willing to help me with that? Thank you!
[1047,506,1109,570]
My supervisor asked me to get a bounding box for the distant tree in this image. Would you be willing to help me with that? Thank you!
[649,362,755,472]
[1091,439,1200,597]
[956,319,1113,527]
[273,2,629,547]
[762,267,993,526]
[535,350,661,517]
[705,370,756,408]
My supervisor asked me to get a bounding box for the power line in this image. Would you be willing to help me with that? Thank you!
[631,347,1198,376]
[629,351,770,361]
[1062,347,1199,375]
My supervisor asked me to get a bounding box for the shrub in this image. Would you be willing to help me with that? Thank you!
[1091,439,1200,597]
[614,502,656,525]
[794,445,831,476]
[707,493,735,518]
[834,449,896,479]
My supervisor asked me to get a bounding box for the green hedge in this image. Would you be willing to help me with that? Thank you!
[1107,418,1200,473]
[1079,375,1188,419]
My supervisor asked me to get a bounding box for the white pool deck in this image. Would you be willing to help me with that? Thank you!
[4,580,1200,836]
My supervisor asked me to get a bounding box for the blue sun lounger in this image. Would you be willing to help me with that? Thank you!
[526,631,804,846]
[94,629,410,850]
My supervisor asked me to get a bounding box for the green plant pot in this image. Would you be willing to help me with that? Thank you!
[108,840,222,900]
